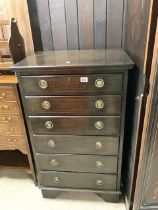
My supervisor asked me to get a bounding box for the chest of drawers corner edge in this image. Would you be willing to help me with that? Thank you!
[12,49,134,202]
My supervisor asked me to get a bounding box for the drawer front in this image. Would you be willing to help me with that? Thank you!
[0,86,16,101]
[21,74,123,95]
[0,124,23,136]
[26,95,122,115]
[0,114,22,125]
[30,116,120,136]
[0,102,19,114]
[36,154,118,173]
[39,171,117,190]
[32,135,119,155]
[0,136,25,149]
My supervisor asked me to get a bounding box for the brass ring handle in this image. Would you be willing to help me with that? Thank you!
[95,79,104,88]
[50,159,58,167]
[54,176,60,184]
[5,128,14,133]
[96,141,103,149]
[96,161,104,168]
[0,92,6,99]
[8,138,17,143]
[1,116,11,122]
[48,140,56,148]
[39,79,48,89]
[0,105,9,109]
[95,100,104,109]
[45,121,54,129]
[42,101,51,110]
[95,121,104,130]
[96,179,103,186]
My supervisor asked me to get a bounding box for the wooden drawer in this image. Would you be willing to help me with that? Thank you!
[26,95,122,115]
[0,136,25,149]
[0,86,16,101]
[39,171,117,190]
[32,135,119,155]
[0,120,23,136]
[0,114,22,125]
[0,102,19,114]
[21,74,123,95]
[36,154,118,173]
[30,116,120,136]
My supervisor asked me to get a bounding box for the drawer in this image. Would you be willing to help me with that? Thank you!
[0,102,19,114]
[0,124,23,136]
[0,86,16,101]
[21,74,123,95]
[39,171,117,190]
[36,154,118,173]
[30,116,120,136]
[32,135,119,155]
[0,114,22,125]
[0,136,25,149]
[26,95,122,115]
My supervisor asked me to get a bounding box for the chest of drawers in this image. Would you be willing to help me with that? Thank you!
[0,78,28,154]
[12,49,134,202]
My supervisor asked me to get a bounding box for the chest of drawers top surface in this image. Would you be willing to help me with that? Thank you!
[12,49,134,72]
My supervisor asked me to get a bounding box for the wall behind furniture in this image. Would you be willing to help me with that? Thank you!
[27,0,125,51]
[0,0,34,55]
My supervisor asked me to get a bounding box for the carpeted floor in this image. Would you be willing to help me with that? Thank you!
[0,169,126,210]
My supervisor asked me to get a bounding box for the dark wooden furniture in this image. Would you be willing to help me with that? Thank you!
[12,49,134,202]
[132,19,158,210]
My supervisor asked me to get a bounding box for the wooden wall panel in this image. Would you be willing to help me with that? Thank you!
[36,0,53,50]
[65,0,79,50]
[107,0,124,48]
[28,0,126,51]
[94,0,106,49]
[77,0,93,49]
[49,0,67,50]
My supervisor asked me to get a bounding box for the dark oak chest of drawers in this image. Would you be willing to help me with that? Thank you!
[12,49,134,202]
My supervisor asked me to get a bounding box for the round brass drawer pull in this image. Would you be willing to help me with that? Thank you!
[45,121,54,129]
[42,101,51,109]
[96,141,103,149]
[50,159,58,167]
[95,79,104,88]
[1,116,11,122]
[96,179,103,186]
[8,138,17,143]
[95,121,104,130]
[0,92,5,98]
[0,105,8,109]
[5,128,14,133]
[96,161,104,168]
[95,100,104,109]
[54,176,60,184]
[39,79,48,89]
[48,140,56,148]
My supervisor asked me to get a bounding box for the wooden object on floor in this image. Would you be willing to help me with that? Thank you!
[12,49,134,202]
